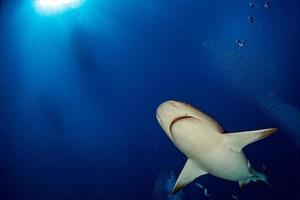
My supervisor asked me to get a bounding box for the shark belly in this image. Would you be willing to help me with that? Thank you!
[194,147,251,181]
[170,118,252,182]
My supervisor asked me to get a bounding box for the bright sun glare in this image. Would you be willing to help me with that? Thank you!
[35,0,84,14]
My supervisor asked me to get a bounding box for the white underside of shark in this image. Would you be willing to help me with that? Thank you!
[156,100,277,194]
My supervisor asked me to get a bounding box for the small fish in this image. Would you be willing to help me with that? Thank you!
[249,1,256,8]
[236,40,246,48]
[248,15,254,24]
[265,2,272,8]
[232,195,239,200]
[195,183,205,189]
[262,164,267,171]
[204,188,211,197]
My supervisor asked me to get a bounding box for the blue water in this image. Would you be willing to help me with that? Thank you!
[0,0,299,199]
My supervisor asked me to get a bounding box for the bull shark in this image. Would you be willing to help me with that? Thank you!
[156,100,277,194]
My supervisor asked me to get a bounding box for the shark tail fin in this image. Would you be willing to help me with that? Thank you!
[252,169,274,189]
[239,167,273,189]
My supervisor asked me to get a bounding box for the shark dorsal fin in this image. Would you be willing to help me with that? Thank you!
[172,159,208,194]
[225,128,277,152]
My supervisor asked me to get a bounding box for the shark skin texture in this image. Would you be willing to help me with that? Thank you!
[156,100,277,194]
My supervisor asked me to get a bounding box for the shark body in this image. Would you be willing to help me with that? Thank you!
[156,100,277,194]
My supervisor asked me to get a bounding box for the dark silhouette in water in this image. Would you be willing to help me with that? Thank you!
[236,40,247,48]
[37,95,65,135]
[248,15,254,24]
[265,2,272,9]
[70,27,97,76]
[249,1,256,8]
[70,26,115,107]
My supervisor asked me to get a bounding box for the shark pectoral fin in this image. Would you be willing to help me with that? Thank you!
[225,128,277,152]
[172,159,208,195]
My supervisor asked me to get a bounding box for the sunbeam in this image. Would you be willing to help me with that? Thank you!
[34,0,85,15]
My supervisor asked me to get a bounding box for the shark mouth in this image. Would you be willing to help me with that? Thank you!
[169,115,196,134]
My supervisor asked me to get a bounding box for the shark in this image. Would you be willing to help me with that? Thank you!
[156,100,277,194]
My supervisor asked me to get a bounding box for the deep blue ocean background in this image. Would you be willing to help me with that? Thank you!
[0,0,299,199]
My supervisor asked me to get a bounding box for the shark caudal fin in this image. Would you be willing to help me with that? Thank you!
[239,172,271,188]
[172,159,208,194]
[239,162,273,189]
[252,169,273,189]
[224,128,277,153]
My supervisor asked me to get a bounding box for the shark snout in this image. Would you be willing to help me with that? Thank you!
[156,100,179,120]
[156,100,182,139]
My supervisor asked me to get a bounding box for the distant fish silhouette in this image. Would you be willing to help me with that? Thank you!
[262,164,267,171]
[249,1,256,8]
[204,188,211,197]
[195,183,211,197]
[195,183,205,189]
[236,40,247,48]
[265,2,272,8]
[248,15,254,24]
[232,195,239,200]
